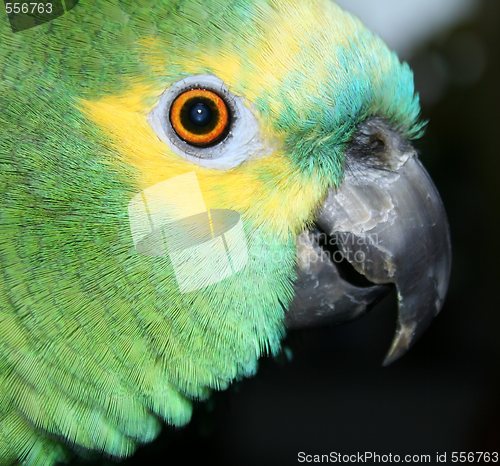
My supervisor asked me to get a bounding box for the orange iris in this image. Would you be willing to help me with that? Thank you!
[169,89,230,147]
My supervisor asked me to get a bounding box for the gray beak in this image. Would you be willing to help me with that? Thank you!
[287,119,452,365]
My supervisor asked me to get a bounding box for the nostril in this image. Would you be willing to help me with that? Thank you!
[369,133,387,152]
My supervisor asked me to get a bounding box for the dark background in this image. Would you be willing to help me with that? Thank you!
[113,1,499,464]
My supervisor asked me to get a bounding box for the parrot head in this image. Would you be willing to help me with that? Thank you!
[0,0,451,463]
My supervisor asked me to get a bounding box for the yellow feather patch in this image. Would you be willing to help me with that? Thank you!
[79,83,325,239]
[77,0,370,238]
[139,0,360,115]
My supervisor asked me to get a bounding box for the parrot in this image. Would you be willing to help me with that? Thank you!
[0,0,452,464]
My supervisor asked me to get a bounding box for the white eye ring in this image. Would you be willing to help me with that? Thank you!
[148,75,267,170]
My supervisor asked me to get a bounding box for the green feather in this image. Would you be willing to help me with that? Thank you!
[0,0,421,463]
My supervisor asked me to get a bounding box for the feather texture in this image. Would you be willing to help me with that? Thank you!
[0,0,421,463]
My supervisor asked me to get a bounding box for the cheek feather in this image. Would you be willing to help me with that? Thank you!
[80,84,325,239]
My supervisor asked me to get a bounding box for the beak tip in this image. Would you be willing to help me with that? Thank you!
[382,320,419,366]
[382,289,448,366]
[382,347,407,367]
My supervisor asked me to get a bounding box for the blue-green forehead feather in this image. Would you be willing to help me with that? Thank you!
[269,33,423,177]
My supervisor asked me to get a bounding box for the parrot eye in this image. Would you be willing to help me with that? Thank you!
[148,75,266,170]
[169,89,231,147]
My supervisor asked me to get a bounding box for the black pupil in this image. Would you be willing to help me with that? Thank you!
[179,97,220,135]
[189,102,212,127]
